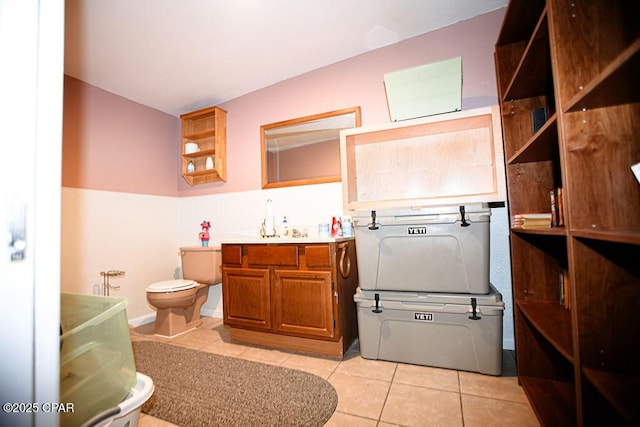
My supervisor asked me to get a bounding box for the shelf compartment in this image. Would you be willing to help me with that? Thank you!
[183,135,216,154]
[507,113,557,164]
[182,112,216,136]
[517,300,573,362]
[502,9,552,102]
[550,0,640,108]
[564,38,640,112]
[583,369,640,426]
[562,104,640,231]
[505,161,557,217]
[519,376,576,427]
[496,0,545,46]
[572,237,640,371]
[510,230,569,308]
[500,96,555,161]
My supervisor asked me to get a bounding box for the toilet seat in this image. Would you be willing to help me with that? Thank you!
[146,279,197,293]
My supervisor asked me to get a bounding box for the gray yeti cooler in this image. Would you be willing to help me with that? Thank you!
[353,204,491,294]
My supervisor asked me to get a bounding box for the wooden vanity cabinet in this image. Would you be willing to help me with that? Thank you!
[221,240,359,358]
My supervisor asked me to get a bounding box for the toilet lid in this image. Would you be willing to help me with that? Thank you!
[146,279,197,293]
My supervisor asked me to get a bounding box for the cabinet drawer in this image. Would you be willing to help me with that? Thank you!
[305,245,331,267]
[247,245,299,266]
[222,245,242,265]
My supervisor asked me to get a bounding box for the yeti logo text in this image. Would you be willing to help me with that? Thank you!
[414,312,433,321]
[408,227,427,235]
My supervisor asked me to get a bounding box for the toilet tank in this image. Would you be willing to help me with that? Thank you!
[180,246,222,284]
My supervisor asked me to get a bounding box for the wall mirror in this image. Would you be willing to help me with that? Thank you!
[261,107,361,188]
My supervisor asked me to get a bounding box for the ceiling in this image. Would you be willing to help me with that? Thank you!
[64,0,507,117]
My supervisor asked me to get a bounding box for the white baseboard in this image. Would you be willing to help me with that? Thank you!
[128,312,156,327]
[201,307,223,319]
[128,309,222,328]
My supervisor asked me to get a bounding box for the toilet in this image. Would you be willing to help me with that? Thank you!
[146,246,222,337]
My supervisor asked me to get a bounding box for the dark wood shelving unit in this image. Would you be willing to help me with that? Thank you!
[495,1,640,425]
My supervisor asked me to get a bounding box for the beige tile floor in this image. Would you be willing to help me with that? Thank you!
[131,317,540,427]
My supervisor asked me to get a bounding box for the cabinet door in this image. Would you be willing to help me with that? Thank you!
[222,267,271,330]
[272,269,334,339]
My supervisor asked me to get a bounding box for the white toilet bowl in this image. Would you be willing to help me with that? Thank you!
[146,247,221,337]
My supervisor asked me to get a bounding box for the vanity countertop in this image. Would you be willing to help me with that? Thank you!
[220,236,355,245]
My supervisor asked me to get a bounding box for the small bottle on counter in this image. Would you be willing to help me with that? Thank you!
[264,199,276,237]
[318,223,330,237]
[331,216,342,237]
[281,216,290,237]
[342,215,353,237]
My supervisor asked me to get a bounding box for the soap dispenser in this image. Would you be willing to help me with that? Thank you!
[282,216,290,237]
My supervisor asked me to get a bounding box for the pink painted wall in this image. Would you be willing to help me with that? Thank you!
[62,8,505,197]
[180,8,505,196]
[62,75,181,196]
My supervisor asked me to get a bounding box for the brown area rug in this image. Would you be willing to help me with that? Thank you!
[132,341,338,427]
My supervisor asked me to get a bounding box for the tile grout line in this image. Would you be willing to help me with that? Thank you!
[457,370,467,427]
[375,362,399,425]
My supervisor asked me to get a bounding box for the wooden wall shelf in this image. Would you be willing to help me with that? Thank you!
[180,105,227,186]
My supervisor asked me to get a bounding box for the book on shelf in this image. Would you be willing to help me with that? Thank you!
[531,107,549,134]
[512,213,552,228]
[550,187,564,227]
[559,268,570,309]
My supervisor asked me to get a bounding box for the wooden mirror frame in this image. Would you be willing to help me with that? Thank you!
[261,107,361,189]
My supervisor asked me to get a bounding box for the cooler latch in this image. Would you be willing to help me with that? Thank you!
[460,206,470,227]
[368,210,379,230]
[372,293,383,313]
[469,297,481,320]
